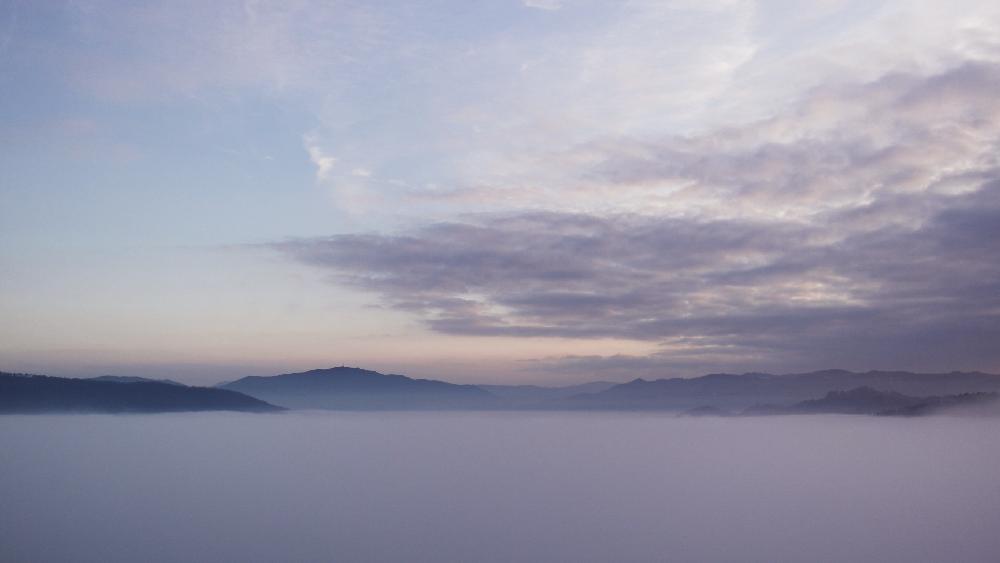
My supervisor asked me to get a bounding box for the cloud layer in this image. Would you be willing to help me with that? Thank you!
[7,1,1000,380]
[277,62,1000,375]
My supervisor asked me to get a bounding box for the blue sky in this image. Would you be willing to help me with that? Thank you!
[2,0,1000,384]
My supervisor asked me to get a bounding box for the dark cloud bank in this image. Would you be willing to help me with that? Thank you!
[276,63,1000,376]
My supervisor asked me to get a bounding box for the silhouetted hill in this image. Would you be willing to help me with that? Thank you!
[88,375,185,386]
[222,367,1000,412]
[743,386,999,416]
[0,372,282,414]
[220,366,497,410]
[478,381,617,406]
[569,369,1000,411]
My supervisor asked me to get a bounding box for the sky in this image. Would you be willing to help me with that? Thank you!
[1,0,999,385]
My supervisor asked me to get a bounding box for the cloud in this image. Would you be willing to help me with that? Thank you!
[275,185,1000,373]
[27,1,1000,220]
[391,0,1000,220]
[1,0,394,106]
[522,0,563,11]
[303,135,336,181]
[500,61,1000,222]
[274,61,1000,374]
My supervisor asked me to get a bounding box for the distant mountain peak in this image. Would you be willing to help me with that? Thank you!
[300,366,373,373]
[221,366,494,410]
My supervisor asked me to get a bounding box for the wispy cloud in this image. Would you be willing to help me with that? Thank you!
[522,0,563,11]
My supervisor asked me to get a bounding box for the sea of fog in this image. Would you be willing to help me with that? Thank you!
[2,412,999,563]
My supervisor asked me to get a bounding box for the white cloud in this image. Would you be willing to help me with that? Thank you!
[49,0,1000,224]
[522,0,563,11]
[303,135,336,181]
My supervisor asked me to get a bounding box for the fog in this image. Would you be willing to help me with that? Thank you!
[3,412,999,563]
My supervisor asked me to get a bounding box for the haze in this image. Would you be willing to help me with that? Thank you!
[2,412,999,563]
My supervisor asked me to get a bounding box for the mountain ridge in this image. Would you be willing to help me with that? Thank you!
[220,366,497,410]
[8,366,999,415]
[0,372,282,414]
[87,375,186,386]
[742,386,999,416]
[570,369,1000,410]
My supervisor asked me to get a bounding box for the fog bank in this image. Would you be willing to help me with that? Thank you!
[2,412,999,562]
